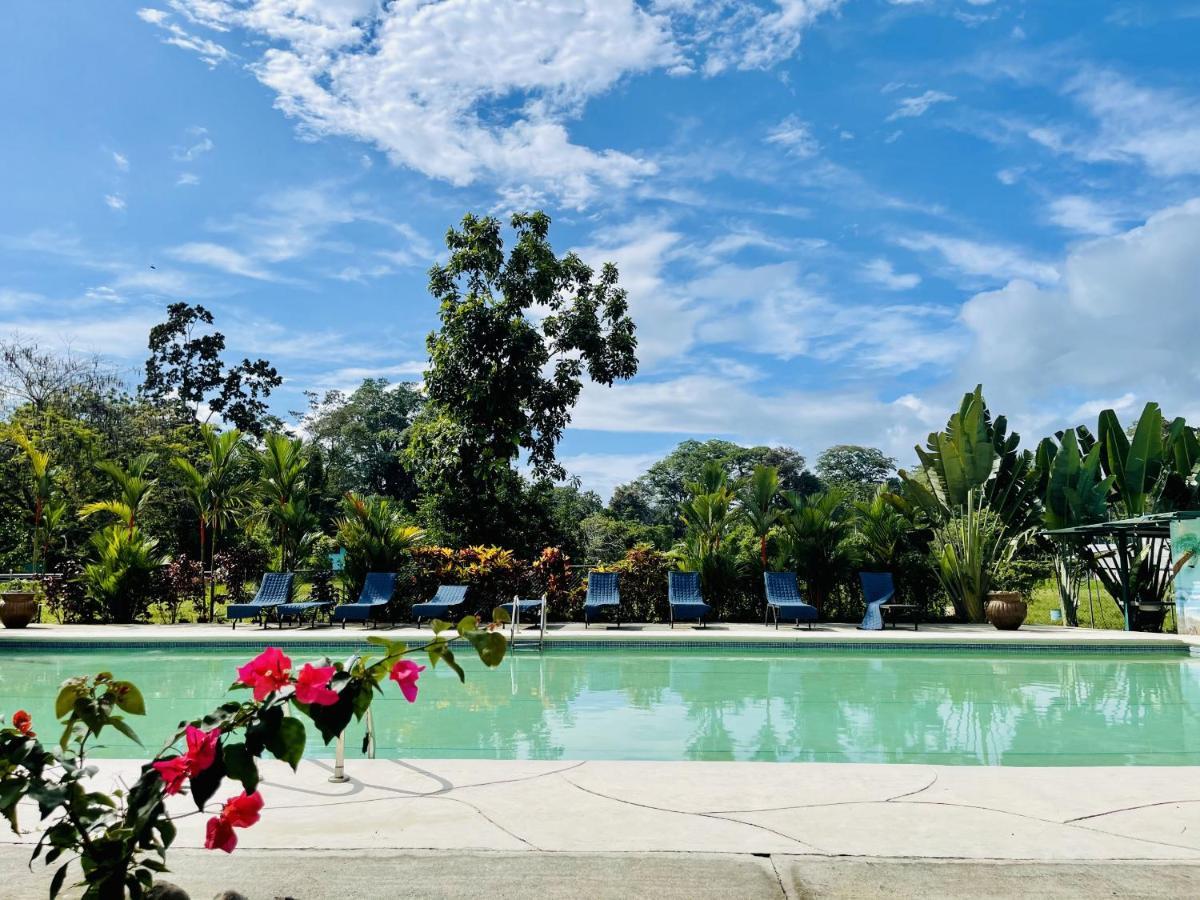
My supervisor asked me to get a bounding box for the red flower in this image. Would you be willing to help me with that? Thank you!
[152,725,221,795]
[184,725,221,772]
[388,659,426,703]
[152,756,192,795]
[293,663,339,706]
[236,647,293,701]
[204,790,264,854]
[12,710,34,737]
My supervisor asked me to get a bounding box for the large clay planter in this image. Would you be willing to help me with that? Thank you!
[986,591,1026,631]
[0,592,39,629]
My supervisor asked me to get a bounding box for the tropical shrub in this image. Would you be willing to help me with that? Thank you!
[255,433,321,571]
[1,616,508,898]
[930,490,1023,623]
[532,546,578,619]
[81,525,169,624]
[41,561,95,624]
[609,544,672,622]
[213,543,271,606]
[334,492,425,592]
[675,461,742,609]
[404,546,531,618]
[153,554,204,624]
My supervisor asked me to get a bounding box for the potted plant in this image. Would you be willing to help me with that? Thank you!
[0,579,41,629]
[985,590,1027,630]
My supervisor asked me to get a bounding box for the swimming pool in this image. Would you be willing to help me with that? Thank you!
[4,644,1198,765]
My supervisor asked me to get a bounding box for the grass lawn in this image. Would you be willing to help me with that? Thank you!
[1026,578,1178,631]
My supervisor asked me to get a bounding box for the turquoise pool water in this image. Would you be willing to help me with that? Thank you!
[3,646,1198,765]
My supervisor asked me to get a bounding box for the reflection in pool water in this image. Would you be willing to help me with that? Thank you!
[4,648,1198,765]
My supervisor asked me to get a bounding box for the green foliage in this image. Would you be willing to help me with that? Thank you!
[255,433,322,570]
[409,211,637,545]
[738,464,781,571]
[303,378,422,501]
[616,439,818,531]
[140,302,282,436]
[81,525,169,624]
[80,453,157,532]
[579,513,670,563]
[674,461,743,608]
[815,445,898,498]
[608,544,673,622]
[931,490,1023,623]
[335,492,425,591]
[1037,429,1112,531]
[776,489,859,618]
[900,385,1039,532]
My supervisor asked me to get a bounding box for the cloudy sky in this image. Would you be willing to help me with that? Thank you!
[3,1,1199,496]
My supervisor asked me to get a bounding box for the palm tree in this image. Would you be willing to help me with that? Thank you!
[738,465,780,570]
[777,488,858,618]
[174,425,250,620]
[256,433,321,571]
[80,454,157,534]
[9,425,55,570]
[675,461,742,607]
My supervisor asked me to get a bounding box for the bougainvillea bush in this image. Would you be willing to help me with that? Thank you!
[0,611,508,899]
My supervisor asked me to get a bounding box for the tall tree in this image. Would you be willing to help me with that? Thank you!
[407,211,637,545]
[255,433,321,570]
[815,445,897,496]
[140,302,282,436]
[302,378,421,501]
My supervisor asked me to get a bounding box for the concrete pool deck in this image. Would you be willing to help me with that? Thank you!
[4,759,1200,897]
[4,620,1198,650]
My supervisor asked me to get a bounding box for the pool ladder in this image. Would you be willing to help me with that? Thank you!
[508,592,547,653]
[329,706,375,783]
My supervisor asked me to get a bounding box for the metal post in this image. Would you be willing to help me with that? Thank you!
[329,732,349,783]
[364,707,376,759]
[1118,533,1132,632]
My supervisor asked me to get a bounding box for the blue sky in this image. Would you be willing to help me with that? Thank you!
[3,1,1200,497]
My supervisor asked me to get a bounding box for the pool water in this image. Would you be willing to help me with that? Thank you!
[3,647,1198,765]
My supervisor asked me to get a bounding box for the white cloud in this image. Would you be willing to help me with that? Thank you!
[173,127,214,162]
[112,151,130,171]
[861,258,921,290]
[104,194,126,211]
[1045,195,1124,237]
[766,115,820,157]
[167,241,277,280]
[895,231,1059,284]
[176,173,200,186]
[957,197,1200,427]
[555,451,663,501]
[137,1,845,205]
[887,89,955,121]
[1036,69,1200,177]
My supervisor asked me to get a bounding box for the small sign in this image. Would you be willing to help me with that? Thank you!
[329,549,346,572]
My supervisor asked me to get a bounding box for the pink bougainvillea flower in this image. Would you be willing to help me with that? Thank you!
[12,710,34,737]
[235,647,293,701]
[153,725,222,794]
[388,659,426,703]
[184,725,221,773]
[152,755,192,795]
[293,663,339,706]
[204,790,264,854]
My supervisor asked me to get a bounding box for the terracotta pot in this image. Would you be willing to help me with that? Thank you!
[986,591,1026,631]
[0,592,39,629]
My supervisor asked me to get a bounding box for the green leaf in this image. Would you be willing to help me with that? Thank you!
[54,686,77,720]
[49,862,69,900]
[492,606,511,625]
[466,631,508,667]
[430,618,451,634]
[266,716,306,770]
[438,645,465,682]
[189,751,227,811]
[111,682,146,716]
[222,742,259,794]
[456,615,477,635]
[106,716,143,747]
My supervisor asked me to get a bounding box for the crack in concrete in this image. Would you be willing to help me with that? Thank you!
[885,770,939,802]
[440,795,539,851]
[561,777,823,853]
[1064,799,1200,824]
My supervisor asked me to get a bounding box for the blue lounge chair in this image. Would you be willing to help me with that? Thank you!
[411,584,468,627]
[858,572,918,631]
[331,572,397,629]
[500,594,546,636]
[668,571,711,628]
[584,572,621,628]
[227,572,294,630]
[763,571,818,629]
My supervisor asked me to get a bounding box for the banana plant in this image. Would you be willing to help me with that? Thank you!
[930,489,1024,623]
[899,385,1039,532]
[776,489,858,619]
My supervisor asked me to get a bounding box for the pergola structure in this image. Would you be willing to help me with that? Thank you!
[1043,511,1200,631]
